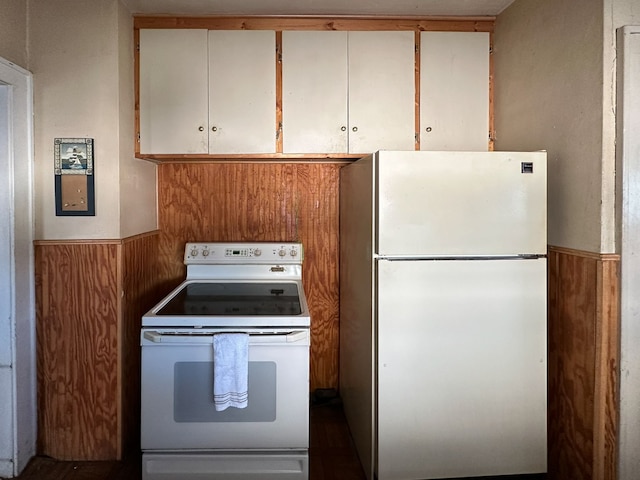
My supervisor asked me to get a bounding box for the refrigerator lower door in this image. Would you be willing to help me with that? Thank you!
[376,257,547,480]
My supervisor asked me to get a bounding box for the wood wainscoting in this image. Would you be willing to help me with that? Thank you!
[35,232,161,460]
[548,246,619,480]
[156,162,341,392]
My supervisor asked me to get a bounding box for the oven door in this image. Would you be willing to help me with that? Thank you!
[140,328,310,451]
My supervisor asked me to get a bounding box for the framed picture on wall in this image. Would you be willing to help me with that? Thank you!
[54,137,95,216]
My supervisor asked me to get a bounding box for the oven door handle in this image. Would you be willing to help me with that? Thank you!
[143,330,309,345]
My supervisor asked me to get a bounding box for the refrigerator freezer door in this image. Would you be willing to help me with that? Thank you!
[376,257,547,479]
[375,150,547,256]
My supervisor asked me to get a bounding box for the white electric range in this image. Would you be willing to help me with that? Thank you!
[140,242,311,480]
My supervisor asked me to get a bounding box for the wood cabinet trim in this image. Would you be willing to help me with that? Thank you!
[133,16,495,32]
[548,245,621,262]
[34,231,161,246]
[134,27,141,157]
[275,31,283,153]
[136,153,362,162]
[34,238,123,246]
[488,31,495,150]
[414,31,421,150]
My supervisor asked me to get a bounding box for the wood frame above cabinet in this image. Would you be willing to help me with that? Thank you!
[134,16,495,162]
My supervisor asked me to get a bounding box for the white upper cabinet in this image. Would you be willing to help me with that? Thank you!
[138,27,490,157]
[208,30,276,154]
[348,31,416,154]
[138,29,275,155]
[282,31,348,154]
[420,31,490,151]
[282,30,415,155]
[139,29,209,154]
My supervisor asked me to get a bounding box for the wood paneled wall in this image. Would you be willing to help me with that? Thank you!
[157,162,341,391]
[35,232,160,460]
[548,246,619,480]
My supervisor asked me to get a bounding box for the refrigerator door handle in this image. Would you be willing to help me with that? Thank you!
[377,254,547,261]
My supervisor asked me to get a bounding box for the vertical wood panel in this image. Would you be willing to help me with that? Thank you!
[548,249,596,480]
[593,258,619,480]
[295,165,340,390]
[548,247,619,480]
[120,232,161,458]
[36,242,120,460]
[158,163,340,390]
[275,31,283,153]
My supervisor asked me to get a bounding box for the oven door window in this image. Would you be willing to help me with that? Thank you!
[174,361,276,422]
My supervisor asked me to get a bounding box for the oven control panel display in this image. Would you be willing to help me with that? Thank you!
[225,248,252,257]
[184,242,303,264]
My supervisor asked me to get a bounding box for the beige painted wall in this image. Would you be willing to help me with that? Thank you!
[493,0,607,253]
[29,0,157,240]
[0,0,27,67]
[117,1,157,238]
[495,0,640,254]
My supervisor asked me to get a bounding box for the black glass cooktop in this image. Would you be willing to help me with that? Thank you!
[157,282,302,316]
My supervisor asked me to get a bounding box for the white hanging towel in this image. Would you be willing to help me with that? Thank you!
[213,333,249,411]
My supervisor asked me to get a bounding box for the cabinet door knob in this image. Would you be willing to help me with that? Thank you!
[198,126,205,132]
[425,127,433,132]
[341,126,347,132]
[212,126,218,132]
[352,126,358,132]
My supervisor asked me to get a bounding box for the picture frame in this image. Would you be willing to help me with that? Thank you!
[54,137,95,216]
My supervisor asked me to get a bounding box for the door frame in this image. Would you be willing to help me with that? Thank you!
[0,56,35,478]
[617,26,640,479]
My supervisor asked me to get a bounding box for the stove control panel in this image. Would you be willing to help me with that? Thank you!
[184,242,303,264]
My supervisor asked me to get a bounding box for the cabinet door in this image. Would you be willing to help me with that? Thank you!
[420,31,490,151]
[282,31,348,154]
[208,30,276,154]
[348,31,416,154]
[139,29,209,155]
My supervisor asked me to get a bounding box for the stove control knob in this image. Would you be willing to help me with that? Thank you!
[190,249,198,257]
[254,248,262,257]
[202,249,209,257]
[278,248,287,257]
[290,249,298,257]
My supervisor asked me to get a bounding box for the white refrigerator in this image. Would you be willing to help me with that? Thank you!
[339,150,547,480]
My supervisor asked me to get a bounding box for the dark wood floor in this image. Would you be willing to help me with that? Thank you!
[3,402,547,480]
[2,402,365,480]
[310,401,366,479]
